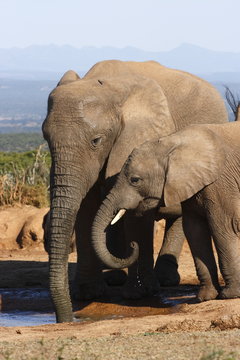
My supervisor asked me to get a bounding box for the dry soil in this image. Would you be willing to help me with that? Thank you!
[0,210,240,359]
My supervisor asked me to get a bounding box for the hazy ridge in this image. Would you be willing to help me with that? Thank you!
[0,43,239,135]
[1,43,240,78]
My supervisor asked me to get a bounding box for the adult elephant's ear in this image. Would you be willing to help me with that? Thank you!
[105,76,175,179]
[57,70,81,86]
[163,125,227,207]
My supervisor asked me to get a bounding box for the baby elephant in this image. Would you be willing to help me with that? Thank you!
[92,121,240,302]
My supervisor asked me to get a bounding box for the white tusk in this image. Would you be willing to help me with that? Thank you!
[111,209,126,225]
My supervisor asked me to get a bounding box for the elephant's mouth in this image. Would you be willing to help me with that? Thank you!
[134,196,162,217]
[111,196,162,224]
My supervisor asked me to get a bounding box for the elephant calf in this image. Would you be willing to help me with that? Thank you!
[92,121,240,302]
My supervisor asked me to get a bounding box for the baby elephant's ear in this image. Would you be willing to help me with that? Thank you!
[163,126,227,207]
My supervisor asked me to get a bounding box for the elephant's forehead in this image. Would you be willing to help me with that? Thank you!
[45,91,115,135]
[126,143,159,174]
[49,88,112,122]
[127,152,152,173]
[50,89,96,107]
[131,142,156,160]
[50,78,105,101]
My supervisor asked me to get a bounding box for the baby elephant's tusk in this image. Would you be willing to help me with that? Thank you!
[111,209,126,225]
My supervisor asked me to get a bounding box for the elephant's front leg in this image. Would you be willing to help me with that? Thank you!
[122,211,160,299]
[154,216,184,286]
[72,183,107,300]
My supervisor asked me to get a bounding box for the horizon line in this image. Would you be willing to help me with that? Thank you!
[0,43,239,54]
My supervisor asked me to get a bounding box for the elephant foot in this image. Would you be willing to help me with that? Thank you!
[122,272,160,299]
[103,269,127,286]
[219,285,240,299]
[154,254,180,287]
[197,285,219,302]
[71,278,107,301]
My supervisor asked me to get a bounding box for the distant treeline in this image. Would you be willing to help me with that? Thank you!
[0,132,47,152]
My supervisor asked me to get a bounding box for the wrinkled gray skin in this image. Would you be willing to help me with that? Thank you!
[42,60,228,322]
[92,121,240,302]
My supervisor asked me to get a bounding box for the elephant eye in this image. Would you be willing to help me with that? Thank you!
[91,136,102,147]
[130,176,142,185]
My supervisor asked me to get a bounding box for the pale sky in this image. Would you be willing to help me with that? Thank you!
[1,0,240,52]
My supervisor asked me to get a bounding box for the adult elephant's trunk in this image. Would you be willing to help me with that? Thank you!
[49,153,86,323]
[49,206,78,323]
[92,192,139,269]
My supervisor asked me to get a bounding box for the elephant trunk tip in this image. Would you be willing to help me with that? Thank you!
[130,241,138,251]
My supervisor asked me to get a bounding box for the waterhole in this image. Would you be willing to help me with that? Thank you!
[0,285,198,327]
[0,311,55,327]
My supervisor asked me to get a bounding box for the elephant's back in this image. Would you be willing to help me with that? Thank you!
[84,59,228,128]
[143,64,228,129]
[204,122,240,148]
[84,60,133,79]
[84,59,168,79]
[125,62,228,127]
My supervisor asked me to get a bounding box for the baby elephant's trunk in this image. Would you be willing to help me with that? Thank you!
[92,192,139,269]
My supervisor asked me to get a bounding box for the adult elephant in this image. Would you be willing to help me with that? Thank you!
[42,60,228,322]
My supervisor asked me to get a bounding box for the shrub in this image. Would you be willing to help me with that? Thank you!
[0,144,50,207]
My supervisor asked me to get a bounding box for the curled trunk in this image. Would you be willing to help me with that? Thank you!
[92,193,139,269]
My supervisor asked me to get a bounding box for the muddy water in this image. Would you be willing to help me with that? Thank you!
[0,288,54,326]
[0,311,56,327]
[0,285,199,327]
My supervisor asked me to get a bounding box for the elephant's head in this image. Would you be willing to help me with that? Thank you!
[92,124,227,269]
[42,68,174,322]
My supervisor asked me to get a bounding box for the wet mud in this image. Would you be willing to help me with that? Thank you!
[1,235,240,338]
[0,284,199,326]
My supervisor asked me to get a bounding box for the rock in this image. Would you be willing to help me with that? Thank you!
[17,207,49,249]
[0,205,49,250]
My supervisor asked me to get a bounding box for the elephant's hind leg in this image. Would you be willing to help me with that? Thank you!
[210,211,240,299]
[182,209,220,301]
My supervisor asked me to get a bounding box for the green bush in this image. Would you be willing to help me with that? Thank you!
[0,144,50,207]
